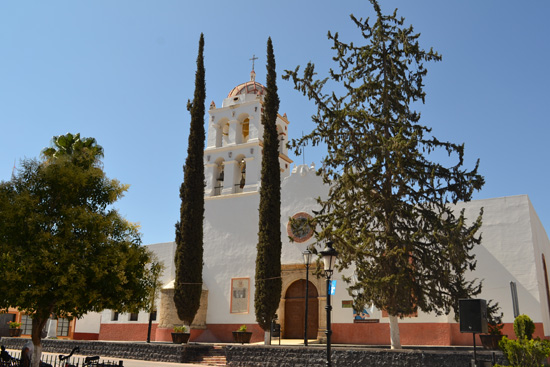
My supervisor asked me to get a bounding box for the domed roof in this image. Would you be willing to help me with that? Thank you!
[227,70,266,97]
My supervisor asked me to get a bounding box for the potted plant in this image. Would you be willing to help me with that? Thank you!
[480,301,505,350]
[8,321,22,337]
[232,324,252,344]
[171,325,190,344]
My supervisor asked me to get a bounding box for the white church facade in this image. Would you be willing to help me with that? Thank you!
[86,72,550,346]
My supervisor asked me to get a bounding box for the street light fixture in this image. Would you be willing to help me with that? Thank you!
[302,249,313,346]
[320,241,338,367]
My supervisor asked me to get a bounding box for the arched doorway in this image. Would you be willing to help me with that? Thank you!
[284,279,318,339]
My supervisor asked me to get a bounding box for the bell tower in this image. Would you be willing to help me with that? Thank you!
[204,70,292,198]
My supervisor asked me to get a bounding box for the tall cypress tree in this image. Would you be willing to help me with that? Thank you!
[255,37,282,336]
[284,1,484,348]
[174,33,206,326]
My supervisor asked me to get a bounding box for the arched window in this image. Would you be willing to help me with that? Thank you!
[215,119,229,148]
[221,121,230,146]
[277,125,285,154]
[242,118,250,143]
[213,160,225,196]
[234,157,246,193]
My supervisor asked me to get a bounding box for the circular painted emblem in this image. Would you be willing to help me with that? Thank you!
[287,212,314,243]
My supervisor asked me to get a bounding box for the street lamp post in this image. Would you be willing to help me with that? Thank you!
[303,249,312,346]
[320,241,338,367]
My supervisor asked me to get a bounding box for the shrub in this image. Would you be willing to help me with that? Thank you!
[173,325,188,333]
[237,325,247,332]
[514,315,536,340]
[495,315,550,367]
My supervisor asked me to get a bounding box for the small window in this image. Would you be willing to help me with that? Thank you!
[20,315,33,335]
[129,313,139,321]
[111,311,119,321]
[57,318,70,337]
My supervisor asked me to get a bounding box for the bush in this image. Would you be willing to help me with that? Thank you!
[515,315,536,340]
[495,315,550,367]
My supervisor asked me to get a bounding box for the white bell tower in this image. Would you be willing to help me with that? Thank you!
[204,69,292,198]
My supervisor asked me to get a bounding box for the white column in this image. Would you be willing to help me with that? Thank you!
[228,120,239,146]
[204,163,216,196]
[223,160,237,195]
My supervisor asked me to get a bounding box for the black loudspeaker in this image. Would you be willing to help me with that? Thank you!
[459,299,488,333]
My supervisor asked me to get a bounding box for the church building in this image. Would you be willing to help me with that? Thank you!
[89,71,550,346]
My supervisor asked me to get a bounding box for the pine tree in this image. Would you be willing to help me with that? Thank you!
[254,37,282,337]
[174,33,206,326]
[284,0,484,348]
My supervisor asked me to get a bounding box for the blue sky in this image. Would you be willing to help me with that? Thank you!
[1,1,549,246]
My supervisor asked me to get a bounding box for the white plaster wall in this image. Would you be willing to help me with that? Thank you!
[528,197,550,334]
[146,242,176,286]
[75,312,102,333]
[280,164,328,264]
[452,195,542,324]
[203,192,260,324]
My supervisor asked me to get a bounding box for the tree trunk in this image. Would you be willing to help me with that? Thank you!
[31,317,48,367]
[389,315,402,349]
[264,329,271,345]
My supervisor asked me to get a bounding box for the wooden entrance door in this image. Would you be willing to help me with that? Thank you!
[284,279,318,339]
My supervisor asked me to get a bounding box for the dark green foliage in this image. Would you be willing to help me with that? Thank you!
[254,37,282,331]
[497,315,550,367]
[514,314,536,340]
[487,300,504,335]
[283,0,484,342]
[0,134,152,364]
[174,33,206,326]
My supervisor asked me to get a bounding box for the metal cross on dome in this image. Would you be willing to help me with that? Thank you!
[249,54,258,71]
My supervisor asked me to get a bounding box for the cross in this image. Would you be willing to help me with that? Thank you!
[249,54,258,71]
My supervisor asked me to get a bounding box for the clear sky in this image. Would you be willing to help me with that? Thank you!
[1,1,549,246]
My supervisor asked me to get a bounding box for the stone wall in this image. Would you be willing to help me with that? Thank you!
[158,288,208,329]
[225,345,507,367]
[0,338,507,366]
[0,338,184,363]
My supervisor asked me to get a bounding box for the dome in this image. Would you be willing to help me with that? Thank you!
[227,70,266,97]
[227,81,266,97]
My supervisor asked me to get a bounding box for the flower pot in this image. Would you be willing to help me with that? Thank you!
[232,331,252,344]
[9,328,22,337]
[480,334,504,350]
[171,332,190,344]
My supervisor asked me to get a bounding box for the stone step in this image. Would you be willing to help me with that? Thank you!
[199,354,227,366]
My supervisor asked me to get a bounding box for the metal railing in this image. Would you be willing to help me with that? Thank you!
[1,350,123,367]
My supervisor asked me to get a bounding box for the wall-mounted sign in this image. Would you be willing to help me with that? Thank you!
[230,278,250,314]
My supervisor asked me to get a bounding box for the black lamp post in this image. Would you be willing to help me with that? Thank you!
[303,249,312,346]
[320,241,338,367]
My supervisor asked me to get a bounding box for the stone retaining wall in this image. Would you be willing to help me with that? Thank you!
[225,345,507,367]
[0,338,184,363]
[0,338,507,366]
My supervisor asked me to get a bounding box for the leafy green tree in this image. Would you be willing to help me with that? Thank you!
[284,0,484,348]
[254,37,282,341]
[174,33,206,327]
[42,132,104,167]
[0,134,152,367]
